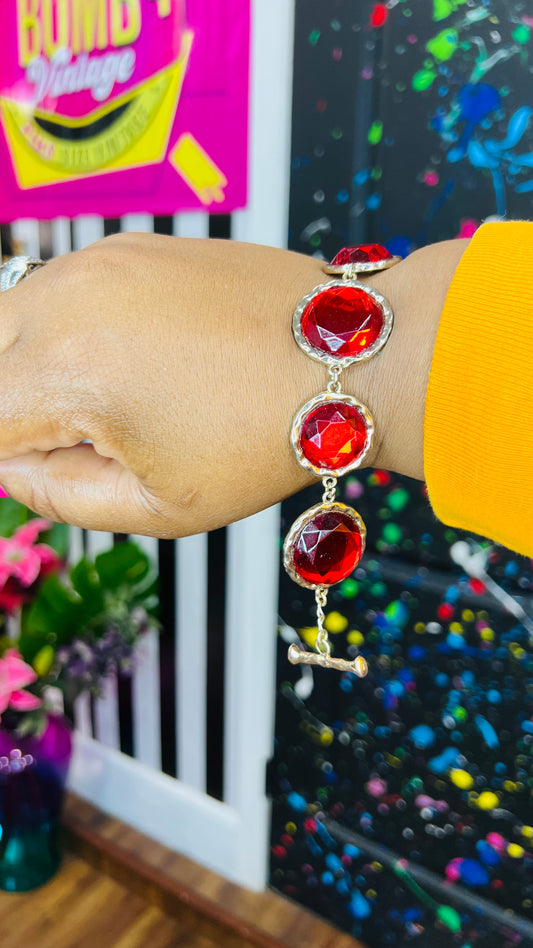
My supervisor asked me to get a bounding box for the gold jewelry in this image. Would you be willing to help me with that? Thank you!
[283,244,401,676]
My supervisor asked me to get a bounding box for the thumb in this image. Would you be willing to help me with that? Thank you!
[0,444,163,535]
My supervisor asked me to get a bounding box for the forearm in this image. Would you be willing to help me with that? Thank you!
[268,238,471,502]
[190,237,471,528]
[351,238,470,481]
[0,233,470,537]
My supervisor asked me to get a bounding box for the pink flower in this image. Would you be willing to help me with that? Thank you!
[0,649,41,720]
[0,519,62,613]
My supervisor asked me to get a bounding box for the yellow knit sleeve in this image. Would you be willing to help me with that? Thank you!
[424,221,533,558]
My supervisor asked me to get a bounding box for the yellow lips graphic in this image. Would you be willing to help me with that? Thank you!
[0,31,192,188]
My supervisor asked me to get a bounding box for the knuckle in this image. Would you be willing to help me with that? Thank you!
[136,482,201,539]
[85,232,138,264]
[88,232,129,252]
[77,242,119,283]
[76,234,141,298]
[27,466,66,524]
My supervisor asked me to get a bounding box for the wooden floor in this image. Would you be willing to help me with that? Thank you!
[62,794,362,948]
[0,854,256,948]
[0,796,363,948]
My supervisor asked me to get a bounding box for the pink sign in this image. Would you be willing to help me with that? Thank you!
[0,0,250,221]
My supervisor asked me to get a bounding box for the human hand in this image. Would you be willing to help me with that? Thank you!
[0,234,328,536]
[0,233,467,537]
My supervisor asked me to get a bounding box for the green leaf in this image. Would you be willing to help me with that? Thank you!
[15,537,160,671]
[129,567,159,597]
[17,624,56,665]
[21,574,83,656]
[95,542,150,590]
[0,497,29,536]
[70,557,105,613]
[130,576,160,616]
[44,522,70,558]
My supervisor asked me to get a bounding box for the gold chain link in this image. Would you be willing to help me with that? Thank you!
[327,364,342,394]
[315,586,331,657]
[322,475,337,505]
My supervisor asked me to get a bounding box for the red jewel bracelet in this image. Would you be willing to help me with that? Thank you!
[283,244,401,676]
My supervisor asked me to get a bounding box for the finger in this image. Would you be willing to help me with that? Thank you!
[0,343,91,462]
[0,444,166,536]
[0,255,101,459]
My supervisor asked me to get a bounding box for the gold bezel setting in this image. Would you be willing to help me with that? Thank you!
[292,279,394,369]
[282,501,367,590]
[323,255,401,277]
[290,392,374,477]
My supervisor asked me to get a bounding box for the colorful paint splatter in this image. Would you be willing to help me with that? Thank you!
[289,0,533,260]
[273,473,533,946]
[274,2,533,945]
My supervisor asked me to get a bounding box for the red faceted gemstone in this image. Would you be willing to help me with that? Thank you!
[299,401,368,470]
[301,285,384,359]
[330,244,392,267]
[292,509,364,586]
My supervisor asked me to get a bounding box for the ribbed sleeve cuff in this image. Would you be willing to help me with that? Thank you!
[424,221,533,558]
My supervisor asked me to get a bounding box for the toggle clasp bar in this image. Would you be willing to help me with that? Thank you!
[288,644,368,678]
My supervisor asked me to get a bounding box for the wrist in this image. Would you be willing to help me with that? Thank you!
[349,238,470,480]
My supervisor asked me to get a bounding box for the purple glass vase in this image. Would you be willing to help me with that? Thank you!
[0,714,73,891]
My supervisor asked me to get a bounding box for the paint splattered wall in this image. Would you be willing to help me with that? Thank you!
[289,0,533,260]
[270,2,533,946]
